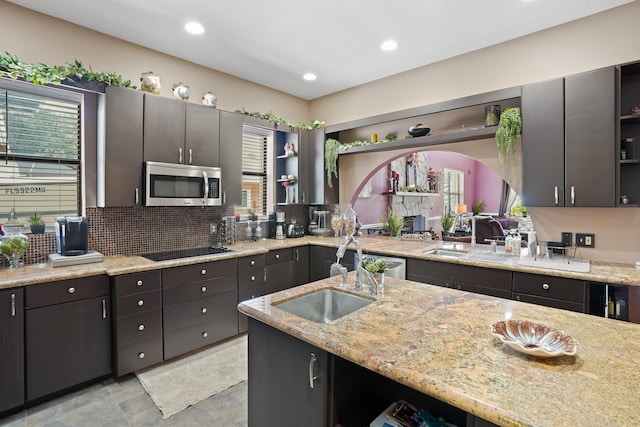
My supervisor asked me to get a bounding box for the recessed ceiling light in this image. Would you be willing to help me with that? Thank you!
[303,73,317,81]
[185,21,204,35]
[380,40,398,51]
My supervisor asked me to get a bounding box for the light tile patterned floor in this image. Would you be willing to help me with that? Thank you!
[0,376,247,427]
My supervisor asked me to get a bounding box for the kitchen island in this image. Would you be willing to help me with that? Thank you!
[238,273,640,427]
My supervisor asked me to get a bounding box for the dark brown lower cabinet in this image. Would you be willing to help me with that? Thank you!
[248,318,329,427]
[112,270,163,377]
[265,248,293,293]
[512,272,586,313]
[25,276,111,401]
[0,288,24,414]
[293,246,310,286]
[162,259,239,360]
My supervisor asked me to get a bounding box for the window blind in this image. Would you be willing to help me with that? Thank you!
[0,88,81,224]
[241,131,267,214]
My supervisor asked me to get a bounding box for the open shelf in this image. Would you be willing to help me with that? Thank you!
[383,191,440,197]
[337,126,497,156]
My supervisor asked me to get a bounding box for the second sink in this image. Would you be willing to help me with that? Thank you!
[275,289,374,324]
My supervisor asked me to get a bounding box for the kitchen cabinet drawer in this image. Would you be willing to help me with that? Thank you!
[266,260,294,293]
[512,272,586,304]
[163,274,237,306]
[266,248,293,265]
[162,258,237,288]
[114,308,162,347]
[113,270,161,297]
[406,259,455,287]
[115,336,163,377]
[25,275,109,309]
[239,269,266,288]
[239,281,267,302]
[164,316,239,360]
[512,293,585,313]
[163,291,238,333]
[115,289,162,317]
[237,254,266,271]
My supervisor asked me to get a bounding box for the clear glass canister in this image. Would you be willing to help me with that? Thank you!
[343,204,357,237]
[331,207,343,238]
[1,218,29,268]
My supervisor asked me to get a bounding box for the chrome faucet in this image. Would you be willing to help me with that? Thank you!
[448,211,477,250]
[336,235,379,295]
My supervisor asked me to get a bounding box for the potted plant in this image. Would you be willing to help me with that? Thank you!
[441,208,454,233]
[362,257,387,289]
[472,199,485,216]
[28,212,46,234]
[495,107,521,166]
[381,207,404,237]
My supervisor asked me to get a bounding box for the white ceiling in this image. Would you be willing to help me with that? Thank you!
[8,0,633,100]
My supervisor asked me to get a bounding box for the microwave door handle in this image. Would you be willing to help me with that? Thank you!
[202,171,209,204]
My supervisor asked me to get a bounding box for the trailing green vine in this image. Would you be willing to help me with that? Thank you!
[495,107,521,166]
[234,108,325,131]
[0,52,136,88]
[324,135,397,187]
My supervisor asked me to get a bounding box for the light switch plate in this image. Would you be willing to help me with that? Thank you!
[576,233,595,248]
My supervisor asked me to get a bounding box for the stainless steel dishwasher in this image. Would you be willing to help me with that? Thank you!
[361,254,406,279]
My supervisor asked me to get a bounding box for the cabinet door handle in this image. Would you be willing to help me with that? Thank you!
[202,332,208,338]
[202,307,207,314]
[201,286,207,293]
[302,192,305,204]
[571,186,575,205]
[68,287,76,294]
[295,249,299,262]
[250,260,255,266]
[554,186,559,205]
[135,187,139,205]
[251,275,256,281]
[275,254,280,259]
[264,270,267,282]
[102,299,107,319]
[179,147,183,164]
[201,269,207,275]
[138,352,145,359]
[223,190,226,205]
[138,324,145,331]
[189,148,193,165]
[542,283,550,290]
[137,280,143,287]
[309,352,318,389]
[138,300,144,306]
[10,293,16,317]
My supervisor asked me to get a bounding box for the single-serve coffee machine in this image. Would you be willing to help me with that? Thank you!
[55,216,88,256]
[276,211,286,240]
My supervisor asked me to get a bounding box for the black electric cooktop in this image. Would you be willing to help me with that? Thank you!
[140,246,232,262]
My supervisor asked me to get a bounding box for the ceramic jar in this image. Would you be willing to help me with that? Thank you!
[140,71,161,94]
[172,82,190,100]
[202,92,217,108]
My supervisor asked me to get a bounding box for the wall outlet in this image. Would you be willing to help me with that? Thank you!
[576,233,595,248]
[561,232,573,247]
[210,223,217,234]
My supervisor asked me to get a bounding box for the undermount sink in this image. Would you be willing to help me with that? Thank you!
[423,249,468,258]
[275,289,374,324]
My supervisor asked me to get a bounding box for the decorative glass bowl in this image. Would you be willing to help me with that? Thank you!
[491,319,578,357]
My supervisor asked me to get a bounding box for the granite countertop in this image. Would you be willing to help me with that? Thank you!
[238,275,640,427]
[1,235,639,290]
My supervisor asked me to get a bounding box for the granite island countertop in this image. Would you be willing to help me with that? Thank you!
[238,274,640,427]
[1,235,639,290]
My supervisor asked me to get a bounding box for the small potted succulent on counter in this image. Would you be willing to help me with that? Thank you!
[28,212,45,234]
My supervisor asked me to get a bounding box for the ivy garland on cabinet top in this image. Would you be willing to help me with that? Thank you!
[235,108,325,131]
[0,52,136,89]
[324,135,397,188]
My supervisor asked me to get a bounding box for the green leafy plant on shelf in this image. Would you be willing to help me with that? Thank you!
[495,107,521,166]
[0,52,136,89]
[27,212,44,226]
[511,204,528,217]
[381,207,404,237]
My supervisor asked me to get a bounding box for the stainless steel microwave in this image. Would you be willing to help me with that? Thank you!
[144,161,222,206]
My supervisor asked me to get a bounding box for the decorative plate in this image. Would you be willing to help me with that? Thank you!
[491,320,578,357]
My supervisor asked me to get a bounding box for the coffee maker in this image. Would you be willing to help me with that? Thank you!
[275,211,286,240]
[55,216,88,256]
